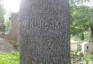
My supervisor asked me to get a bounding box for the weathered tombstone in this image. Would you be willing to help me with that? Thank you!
[1,13,19,43]
[71,40,78,51]
[20,0,70,64]
[81,41,92,55]
[9,13,19,43]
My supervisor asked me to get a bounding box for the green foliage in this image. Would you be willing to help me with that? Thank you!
[4,13,11,34]
[0,5,11,34]
[81,55,93,64]
[80,33,84,40]
[4,19,11,34]
[70,6,90,34]
[71,52,93,64]
[0,5,6,22]
[82,55,93,61]
[70,1,93,41]
[0,52,19,64]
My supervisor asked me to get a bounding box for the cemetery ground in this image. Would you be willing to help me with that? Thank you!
[71,32,93,64]
[0,38,19,64]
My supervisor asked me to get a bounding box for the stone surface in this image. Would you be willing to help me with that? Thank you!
[0,38,15,53]
[20,0,70,64]
[81,41,92,55]
[71,40,78,51]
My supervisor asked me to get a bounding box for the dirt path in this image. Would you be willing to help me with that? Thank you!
[0,38,15,53]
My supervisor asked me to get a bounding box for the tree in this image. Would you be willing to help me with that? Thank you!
[70,0,93,36]
[70,0,93,53]
[0,5,5,22]
[70,6,89,36]
[20,0,70,64]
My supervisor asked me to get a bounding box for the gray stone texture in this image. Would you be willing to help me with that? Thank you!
[20,0,70,64]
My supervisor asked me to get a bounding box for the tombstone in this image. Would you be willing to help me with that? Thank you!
[9,13,19,43]
[81,41,92,55]
[0,13,19,50]
[20,0,70,64]
[71,40,78,51]
[1,13,19,42]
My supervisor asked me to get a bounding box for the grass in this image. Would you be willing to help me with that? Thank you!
[81,54,93,64]
[71,51,93,64]
[0,52,19,64]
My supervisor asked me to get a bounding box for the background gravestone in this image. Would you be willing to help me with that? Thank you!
[9,13,19,43]
[20,0,70,64]
[0,13,19,43]
[0,13,19,50]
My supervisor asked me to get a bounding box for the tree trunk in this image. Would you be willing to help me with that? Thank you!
[20,0,70,64]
